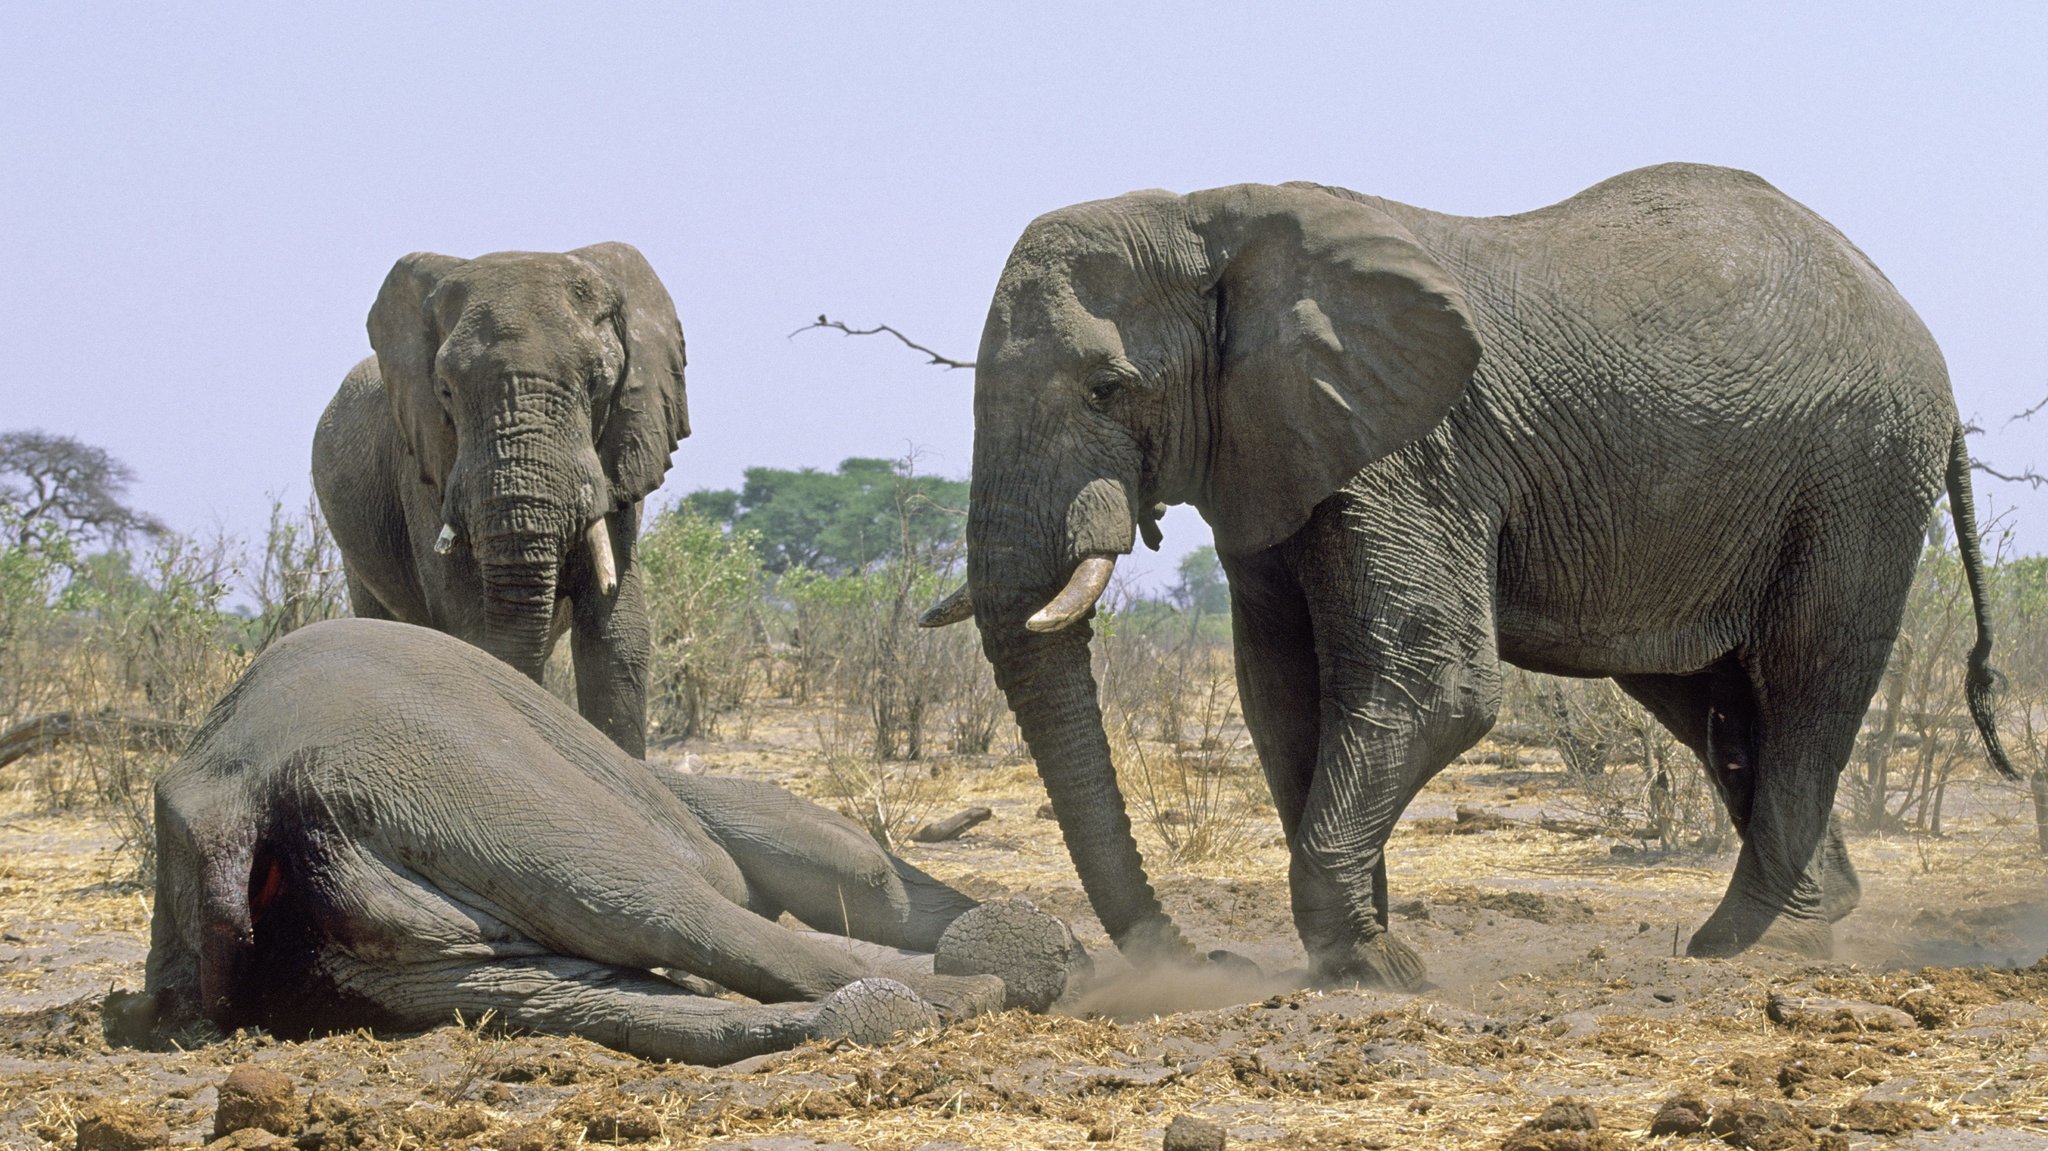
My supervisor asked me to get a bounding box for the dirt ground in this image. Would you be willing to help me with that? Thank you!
[4,698,2047,1151]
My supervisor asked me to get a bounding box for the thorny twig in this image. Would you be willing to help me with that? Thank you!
[790,316,975,370]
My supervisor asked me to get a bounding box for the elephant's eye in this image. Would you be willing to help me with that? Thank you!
[1085,368,1131,408]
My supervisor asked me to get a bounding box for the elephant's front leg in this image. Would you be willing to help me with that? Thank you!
[572,508,651,757]
[1292,548,1501,990]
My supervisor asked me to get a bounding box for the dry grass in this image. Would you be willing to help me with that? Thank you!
[7,701,2046,1149]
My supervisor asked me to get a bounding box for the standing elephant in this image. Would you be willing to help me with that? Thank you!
[313,243,691,756]
[121,619,1088,1064]
[925,163,2014,988]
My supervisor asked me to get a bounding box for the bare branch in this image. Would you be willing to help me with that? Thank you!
[2003,390,2048,427]
[1972,459,2048,489]
[790,315,975,370]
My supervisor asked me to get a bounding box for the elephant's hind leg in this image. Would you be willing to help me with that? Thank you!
[659,773,978,951]
[325,953,938,1065]
[1685,542,1910,958]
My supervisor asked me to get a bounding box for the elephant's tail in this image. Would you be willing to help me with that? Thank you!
[1944,424,2019,781]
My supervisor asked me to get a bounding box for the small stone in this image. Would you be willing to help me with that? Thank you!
[1648,1094,1709,1136]
[213,1065,303,1139]
[74,1099,170,1151]
[1162,1113,1225,1151]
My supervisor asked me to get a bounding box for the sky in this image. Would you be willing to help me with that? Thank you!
[4,3,2045,592]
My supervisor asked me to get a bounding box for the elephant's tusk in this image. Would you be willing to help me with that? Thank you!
[586,517,619,596]
[917,582,975,628]
[433,523,457,555]
[1025,555,1116,633]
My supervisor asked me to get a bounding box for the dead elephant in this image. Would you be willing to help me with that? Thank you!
[114,619,1086,1063]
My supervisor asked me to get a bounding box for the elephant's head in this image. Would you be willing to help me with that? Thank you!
[932,184,1480,959]
[368,243,689,680]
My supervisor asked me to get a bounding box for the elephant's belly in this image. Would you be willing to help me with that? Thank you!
[1494,589,1747,679]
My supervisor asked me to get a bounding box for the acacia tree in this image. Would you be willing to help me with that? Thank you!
[1,430,167,551]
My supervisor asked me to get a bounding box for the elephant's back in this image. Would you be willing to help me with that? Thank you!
[1363,167,1957,674]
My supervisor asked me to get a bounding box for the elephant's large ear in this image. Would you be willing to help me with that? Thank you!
[572,242,691,508]
[1187,184,1481,554]
[366,252,465,488]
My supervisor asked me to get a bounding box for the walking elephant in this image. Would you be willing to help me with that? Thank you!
[313,243,691,756]
[923,163,2015,988]
[118,620,1088,1064]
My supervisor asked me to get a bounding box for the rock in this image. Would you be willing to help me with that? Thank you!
[213,1065,303,1139]
[1162,1113,1225,1151]
[1649,1095,1710,1136]
[73,1100,170,1151]
[1766,990,1917,1033]
[912,806,993,843]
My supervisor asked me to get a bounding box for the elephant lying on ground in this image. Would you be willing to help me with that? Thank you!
[120,620,1086,1064]
[929,162,2014,988]
[315,243,691,757]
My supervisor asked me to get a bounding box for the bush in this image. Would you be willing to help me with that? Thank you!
[639,506,768,742]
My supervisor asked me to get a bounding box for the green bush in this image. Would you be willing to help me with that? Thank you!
[639,505,768,741]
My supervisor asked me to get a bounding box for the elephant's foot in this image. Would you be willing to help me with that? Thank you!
[895,970,1006,1021]
[1687,901,1833,960]
[934,899,1093,1012]
[808,978,942,1045]
[1311,931,1427,992]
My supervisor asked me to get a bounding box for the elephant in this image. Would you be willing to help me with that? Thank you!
[313,243,691,757]
[118,619,1089,1064]
[923,162,2015,989]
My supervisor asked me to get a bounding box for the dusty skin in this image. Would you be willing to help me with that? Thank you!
[4,701,2046,1150]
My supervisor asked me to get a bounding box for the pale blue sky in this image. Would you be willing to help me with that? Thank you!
[4,3,2044,586]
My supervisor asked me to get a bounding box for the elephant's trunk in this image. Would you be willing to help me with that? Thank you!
[979,618,1183,958]
[969,468,1184,960]
[477,528,562,682]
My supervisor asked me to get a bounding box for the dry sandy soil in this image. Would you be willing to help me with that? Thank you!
[4,698,2047,1150]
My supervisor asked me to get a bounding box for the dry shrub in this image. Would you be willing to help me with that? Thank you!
[1500,669,1730,852]
[1096,593,1263,864]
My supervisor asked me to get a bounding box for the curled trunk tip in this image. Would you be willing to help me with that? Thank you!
[1025,555,1116,633]
[918,582,974,628]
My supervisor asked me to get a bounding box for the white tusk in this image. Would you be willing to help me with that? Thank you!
[586,516,619,596]
[433,523,456,555]
[1025,555,1116,633]
[917,582,975,628]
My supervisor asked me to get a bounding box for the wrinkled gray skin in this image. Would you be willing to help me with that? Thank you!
[313,243,690,757]
[128,619,1091,1064]
[952,163,2014,989]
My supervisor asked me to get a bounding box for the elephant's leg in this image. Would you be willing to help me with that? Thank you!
[1221,548,1322,846]
[659,773,977,950]
[343,570,397,622]
[571,509,651,758]
[1290,531,1502,991]
[324,952,939,1065]
[1686,587,1900,957]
